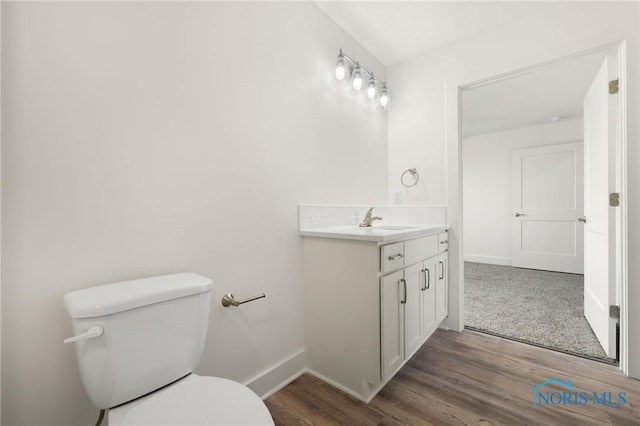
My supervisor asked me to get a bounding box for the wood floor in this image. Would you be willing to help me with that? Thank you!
[265,330,639,425]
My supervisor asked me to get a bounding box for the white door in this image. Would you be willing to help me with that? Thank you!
[512,143,584,273]
[583,56,618,358]
[404,263,422,358]
[435,254,448,322]
[380,270,404,380]
[420,261,437,341]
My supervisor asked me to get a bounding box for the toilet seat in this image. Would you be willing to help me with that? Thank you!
[108,374,274,426]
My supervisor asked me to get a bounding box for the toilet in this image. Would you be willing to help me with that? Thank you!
[63,273,274,425]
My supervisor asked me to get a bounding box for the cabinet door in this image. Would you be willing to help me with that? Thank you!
[404,263,423,358]
[436,253,449,322]
[380,270,404,381]
[420,261,438,341]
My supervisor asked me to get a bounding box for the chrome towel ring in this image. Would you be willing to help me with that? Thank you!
[401,168,419,187]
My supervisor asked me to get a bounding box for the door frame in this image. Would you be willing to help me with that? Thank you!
[445,42,630,374]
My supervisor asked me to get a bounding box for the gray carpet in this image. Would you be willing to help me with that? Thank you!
[464,262,614,362]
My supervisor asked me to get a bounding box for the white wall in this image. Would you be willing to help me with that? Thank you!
[387,1,640,376]
[463,118,582,265]
[1,2,387,425]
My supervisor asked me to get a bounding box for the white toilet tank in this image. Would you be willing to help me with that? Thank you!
[63,273,214,409]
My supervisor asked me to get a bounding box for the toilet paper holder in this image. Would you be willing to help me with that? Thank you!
[221,293,266,307]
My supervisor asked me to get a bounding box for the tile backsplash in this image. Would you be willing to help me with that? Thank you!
[298,205,446,230]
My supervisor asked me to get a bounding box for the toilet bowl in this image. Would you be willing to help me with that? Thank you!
[108,374,273,426]
[63,273,274,425]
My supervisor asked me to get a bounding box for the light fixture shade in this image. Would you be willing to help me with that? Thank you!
[379,85,389,108]
[367,75,377,99]
[352,67,363,90]
[335,55,346,80]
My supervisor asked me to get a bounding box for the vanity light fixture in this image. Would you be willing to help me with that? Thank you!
[333,49,390,110]
[335,51,346,80]
[367,74,377,99]
[352,65,363,90]
[379,84,389,108]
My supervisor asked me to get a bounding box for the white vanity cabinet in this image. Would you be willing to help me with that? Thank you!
[302,229,449,402]
[380,259,437,381]
[380,234,449,382]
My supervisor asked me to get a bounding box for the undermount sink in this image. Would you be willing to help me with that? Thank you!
[367,225,418,231]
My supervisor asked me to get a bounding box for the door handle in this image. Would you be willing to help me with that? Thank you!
[399,278,407,304]
[514,212,525,217]
[439,261,444,280]
[420,268,429,291]
[578,216,587,223]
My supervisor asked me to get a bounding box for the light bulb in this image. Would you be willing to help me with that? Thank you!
[335,55,346,80]
[379,85,389,108]
[352,67,363,90]
[367,75,377,99]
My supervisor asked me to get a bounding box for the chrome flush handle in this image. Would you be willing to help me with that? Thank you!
[222,293,266,307]
[63,326,104,344]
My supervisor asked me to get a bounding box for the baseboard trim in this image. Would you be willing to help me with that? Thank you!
[244,349,307,400]
[305,369,382,404]
[464,254,512,266]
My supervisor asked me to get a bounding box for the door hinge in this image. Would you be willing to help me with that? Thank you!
[609,79,619,94]
[610,305,620,320]
[609,192,620,207]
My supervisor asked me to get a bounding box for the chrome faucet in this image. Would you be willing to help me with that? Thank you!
[359,207,383,227]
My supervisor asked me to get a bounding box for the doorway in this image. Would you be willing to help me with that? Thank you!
[460,47,622,364]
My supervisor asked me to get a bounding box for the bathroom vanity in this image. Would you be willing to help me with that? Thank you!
[301,225,449,402]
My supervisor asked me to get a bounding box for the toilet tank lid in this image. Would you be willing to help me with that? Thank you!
[64,273,213,319]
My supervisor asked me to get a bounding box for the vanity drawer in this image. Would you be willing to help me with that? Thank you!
[404,235,438,265]
[381,242,404,273]
[438,232,448,253]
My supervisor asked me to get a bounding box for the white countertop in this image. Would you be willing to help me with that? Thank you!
[299,224,449,243]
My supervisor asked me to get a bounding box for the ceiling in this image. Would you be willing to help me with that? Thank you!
[314,1,555,67]
[462,51,605,137]
[315,1,605,137]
